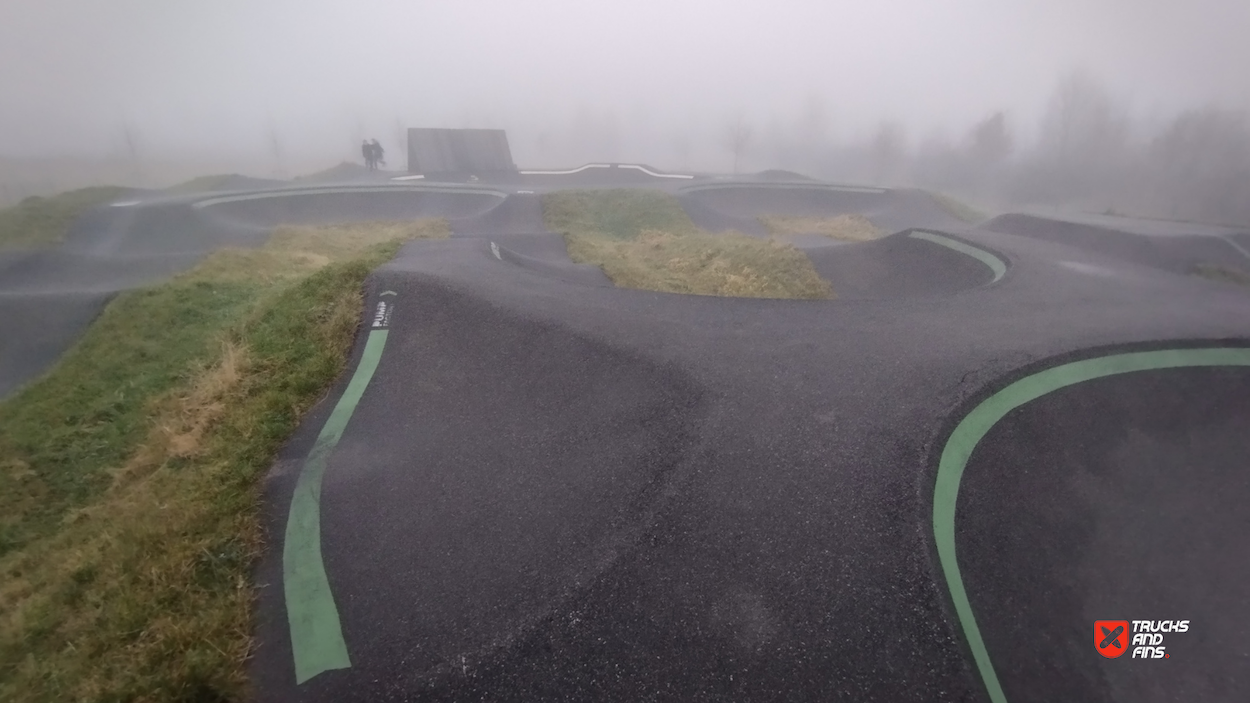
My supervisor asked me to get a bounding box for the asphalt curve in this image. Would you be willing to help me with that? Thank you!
[943,351,1250,703]
[4,173,1249,702]
[0,199,265,396]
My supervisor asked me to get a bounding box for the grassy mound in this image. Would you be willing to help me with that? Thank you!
[165,174,284,194]
[0,218,446,701]
[1194,263,1250,287]
[0,187,129,249]
[543,189,832,299]
[165,174,238,193]
[929,192,986,224]
[294,161,370,182]
[758,214,884,242]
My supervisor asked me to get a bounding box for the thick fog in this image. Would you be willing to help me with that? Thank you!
[3,0,1249,223]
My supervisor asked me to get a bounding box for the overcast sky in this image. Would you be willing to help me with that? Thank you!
[2,0,1247,167]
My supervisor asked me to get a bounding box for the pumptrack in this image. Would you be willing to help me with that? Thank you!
[3,169,1249,702]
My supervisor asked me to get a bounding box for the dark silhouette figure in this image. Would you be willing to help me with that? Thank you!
[362,139,374,170]
[371,139,385,169]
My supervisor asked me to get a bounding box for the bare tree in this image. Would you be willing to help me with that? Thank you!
[394,117,408,168]
[1016,70,1133,207]
[967,111,1012,166]
[672,130,692,171]
[871,120,907,184]
[799,95,831,143]
[911,131,966,190]
[353,117,366,159]
[268,123,285,178]
[569,106,622,163]
[1039,71,1129,167]
[1148,107,1250,225]
[120,122,142,186]
[723,116,753,174]
[790,95,832,173]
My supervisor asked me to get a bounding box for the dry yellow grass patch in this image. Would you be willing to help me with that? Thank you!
[758,214,885,242]
[191,219,449,285]
[0,187,130,249]
[107,341,251,491]
[267,219,449,259]
[929,192,987,223]
[566,228,831,299]
[0,218,438,701]
[2,351,264,701]
[1194,263,1250,287]
[544,189,833,299]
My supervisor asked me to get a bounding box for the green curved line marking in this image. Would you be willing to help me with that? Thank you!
[909,230,1007,282]
[933,347,1250,703]
[283,328,390,684]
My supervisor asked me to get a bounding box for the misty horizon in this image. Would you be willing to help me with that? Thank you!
[3,1,1249,160]
[3,0,1249,226]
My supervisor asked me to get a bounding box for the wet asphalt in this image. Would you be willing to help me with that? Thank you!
[3,171,1248,701]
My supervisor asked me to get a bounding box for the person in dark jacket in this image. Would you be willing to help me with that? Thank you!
[371,139,385,169]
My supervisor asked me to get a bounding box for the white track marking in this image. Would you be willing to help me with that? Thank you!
[617,164,694,179]
[519,163,692,179]
[519,164,611,175]
[110,200,140,207]
[1221,235,1250,262]
[1060,260,1120,277]
[390,174,425,181]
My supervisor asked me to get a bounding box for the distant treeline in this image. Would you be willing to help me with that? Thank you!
[780,72,1250,227]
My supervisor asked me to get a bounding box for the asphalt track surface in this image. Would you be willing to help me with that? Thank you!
[3,167,1250,702]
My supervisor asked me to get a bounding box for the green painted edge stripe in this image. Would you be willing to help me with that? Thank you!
[933,347,1250,703]
[909,230,1007,282]
[283,328,390,684]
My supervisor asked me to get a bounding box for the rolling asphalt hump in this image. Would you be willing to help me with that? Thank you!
[3,172,1248,701]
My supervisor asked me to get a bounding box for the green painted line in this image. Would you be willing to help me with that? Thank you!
[933,347,1250,703]
[909,230,1007,282]
[283,328,391,684]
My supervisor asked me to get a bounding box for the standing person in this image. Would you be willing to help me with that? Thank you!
[362,139,374,170]
[371,139,386,170]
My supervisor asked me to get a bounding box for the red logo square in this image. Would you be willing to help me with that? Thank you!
[1095,620,1129,658]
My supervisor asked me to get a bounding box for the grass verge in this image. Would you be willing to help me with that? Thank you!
[166,175,285,195]
[0,218,446,701]
[1193,263,1250,287]
[929,191,987,224]
[166,174,237,193]
[543,189,832,299]
[758,214,884,242]
[293,162,370,182]
[0,187,129,250]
